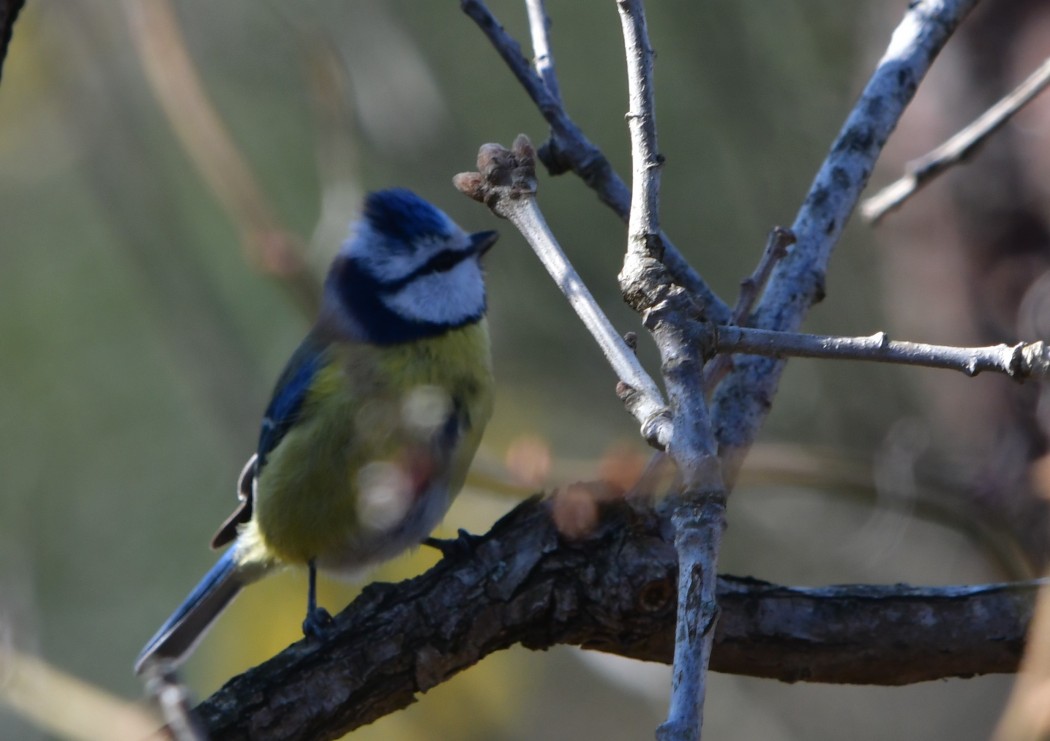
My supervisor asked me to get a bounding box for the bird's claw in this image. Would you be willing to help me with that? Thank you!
[423,528,482,559]
[302,606,333,640]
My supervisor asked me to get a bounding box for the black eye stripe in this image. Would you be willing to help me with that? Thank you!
[380,248,470,291]
[427,249,463,273]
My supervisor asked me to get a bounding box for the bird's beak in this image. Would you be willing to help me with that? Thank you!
[469,230,499,257]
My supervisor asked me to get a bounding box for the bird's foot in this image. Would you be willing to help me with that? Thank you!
[302,606,333,640]
[423,528,482,559]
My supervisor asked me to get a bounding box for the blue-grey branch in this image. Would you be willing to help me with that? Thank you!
[712,0,983,480]
[716,329,1050,380]
[454,137,670,445]
[862,55,1050,223]
[459,0,732,326]
[525,0,562,106]
[616,2,727,739]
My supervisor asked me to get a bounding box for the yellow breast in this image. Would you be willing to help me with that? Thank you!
[241,321,493,570]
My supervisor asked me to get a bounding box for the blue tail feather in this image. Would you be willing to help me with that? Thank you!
[135,548,245,674]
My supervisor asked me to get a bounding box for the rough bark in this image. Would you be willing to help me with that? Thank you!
[193,495,1035,740]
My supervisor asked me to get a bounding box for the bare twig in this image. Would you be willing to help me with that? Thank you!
[731,227,797,324]
[712,0,982,484]
[862,56,1050,223]
[715,329,1050,380]
[191,496,1039,738]
[525,0,562,105]
[455,137,670,447]
[702,227,797,394]
[618,0,661,245]
[614,2,727,739]
[459,0,732,325]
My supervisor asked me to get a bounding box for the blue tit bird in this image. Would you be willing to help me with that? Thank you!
[135,188,497,674]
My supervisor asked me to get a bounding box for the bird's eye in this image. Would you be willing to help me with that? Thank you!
[428,250,462,274]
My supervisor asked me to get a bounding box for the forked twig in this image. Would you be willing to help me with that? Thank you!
[455,137,671,448]
[460,0,732,325]
[615,2,726,739]
[713,0,982,484]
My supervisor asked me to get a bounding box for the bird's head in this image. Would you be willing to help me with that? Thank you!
[328,189,498,343]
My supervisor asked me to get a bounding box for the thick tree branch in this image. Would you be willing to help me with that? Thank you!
[712,0,982,482]
[459,0,732,326]
[862,56,1050,224]
[192,496,1037,739]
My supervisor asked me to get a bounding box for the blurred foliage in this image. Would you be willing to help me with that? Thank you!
[0,0,1025,739]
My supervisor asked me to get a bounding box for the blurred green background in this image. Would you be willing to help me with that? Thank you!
[0,0,1024,739]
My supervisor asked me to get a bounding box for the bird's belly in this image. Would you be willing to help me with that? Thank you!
[247,323,493,573]
[252,409,448,570]
[314,477,452,573]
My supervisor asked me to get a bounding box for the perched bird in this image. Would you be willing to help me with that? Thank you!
[135,189,497,673]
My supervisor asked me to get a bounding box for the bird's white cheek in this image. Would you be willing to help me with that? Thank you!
[384,261,485,325]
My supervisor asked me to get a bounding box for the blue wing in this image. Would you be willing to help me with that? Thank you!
[256,333,329,468]
[211,332,330,548]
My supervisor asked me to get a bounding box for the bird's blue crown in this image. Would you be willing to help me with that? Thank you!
[364,188,451,247]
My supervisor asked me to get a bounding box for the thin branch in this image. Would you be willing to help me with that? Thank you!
[644,295,725,741]
[615,2,726,739]
[454,137,671,447]
[862,56,1050,224]
[715,329,1050,380]
[525,0,562,105]
[459,0,732,326]
[712,0,982,483]
[191,496,1038,738]
[731,227,797,325]
[618,0,661,244]
[703,227,797,394]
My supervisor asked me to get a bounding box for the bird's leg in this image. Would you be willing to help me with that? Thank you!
[423,528,483,559]
[302,559,333,639]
